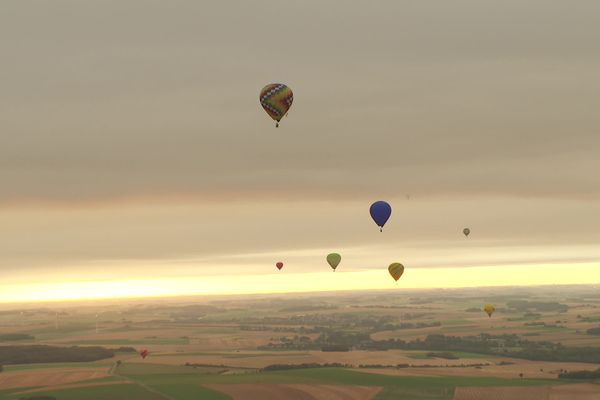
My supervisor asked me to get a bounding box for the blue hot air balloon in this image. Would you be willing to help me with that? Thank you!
[370,201,392,232]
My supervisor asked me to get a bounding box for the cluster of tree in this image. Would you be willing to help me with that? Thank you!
[586,327,600,335]
[385,334,600,364]
[524,322,565,329]
[262,362,349,371]
[258,335,314,350]
[259,330,370,351]
[321,345,350,352]
[558,368,600,379]
[111,346,137,353]
[397,322,441,330]
[18,397,57,400]
[578,315,600,323]
[234,312,419,333]
[240,325,320,334]
[166,304,226,321]
[184,362,231,368]
[350,305,405,310]
[0,334,34,341]
[358,363,410,369]
[357,361,500,370]
[0,345,114,365]
[408,298,431,304]
[278,305,338,312]
[426,351,459,360]
[259,332,600,364]
[506,300,568,313]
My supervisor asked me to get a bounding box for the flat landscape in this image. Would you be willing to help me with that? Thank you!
[0,285,599,399]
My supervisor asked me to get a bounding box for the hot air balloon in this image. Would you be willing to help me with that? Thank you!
[276,262,284,271]
[326,253,341,272]
[260,83,293,127]
[139,349,149,359]
[483,304,495,318]
[388,263,404,283]
[370,201,392,232]
[463,228,470,237]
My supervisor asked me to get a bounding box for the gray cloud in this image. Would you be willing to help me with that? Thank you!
[1,1,599,203]
[0,1,599,284]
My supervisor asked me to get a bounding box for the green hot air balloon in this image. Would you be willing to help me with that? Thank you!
[388,263,405,283]
[327,253,341,272]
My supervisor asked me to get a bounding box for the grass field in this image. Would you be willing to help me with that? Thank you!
[0,365,566,400]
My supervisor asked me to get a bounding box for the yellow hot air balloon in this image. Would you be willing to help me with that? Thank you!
[388,263,405,283]
[259,83,293,127]
[326,253,341,272]
[483,304,495,318]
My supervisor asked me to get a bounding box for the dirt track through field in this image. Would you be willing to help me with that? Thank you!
[111,362,175,400]
[453,384,600,400]
[206,384,382,400]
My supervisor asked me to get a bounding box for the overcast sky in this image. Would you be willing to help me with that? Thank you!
[1,1,599,300]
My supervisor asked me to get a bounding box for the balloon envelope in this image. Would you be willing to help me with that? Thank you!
[483,304,495,318]
[370,201,392,231]
[276,262,284,270]
[139,349,149,359]
[260,84,293,126]
[326,253,341,271]
[463,228,471,237]
[388,263,405,282]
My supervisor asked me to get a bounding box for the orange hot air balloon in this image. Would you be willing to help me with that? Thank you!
[139,349,149,359]
[276,262,284,270]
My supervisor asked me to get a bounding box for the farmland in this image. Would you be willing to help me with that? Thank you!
[0,285,599,399]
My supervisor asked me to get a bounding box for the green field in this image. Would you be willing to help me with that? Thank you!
[3,383,166,400]
[4,362,109,372]
[124,366,560,400]
[60,337,190,345]
[0,365,562,400]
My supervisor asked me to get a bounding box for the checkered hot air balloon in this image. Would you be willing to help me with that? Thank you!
[260,83,293,127]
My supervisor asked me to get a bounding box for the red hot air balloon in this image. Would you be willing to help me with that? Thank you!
[276,262,284,270]
[139,349,149,359]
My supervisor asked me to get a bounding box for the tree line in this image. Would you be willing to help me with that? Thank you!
[259,332,600,364]
[0,345,115,365]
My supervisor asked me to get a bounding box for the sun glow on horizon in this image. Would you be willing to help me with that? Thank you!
[1,262,599,304]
